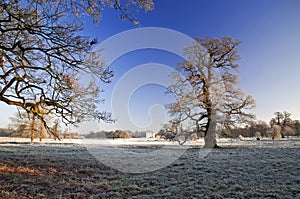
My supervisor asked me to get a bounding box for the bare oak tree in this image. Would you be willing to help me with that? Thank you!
[167,37,255,148]
[0,0,154,138]
[9,107,54,143]
[270,111,296,138]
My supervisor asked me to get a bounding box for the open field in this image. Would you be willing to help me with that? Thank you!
[0,139,299,198]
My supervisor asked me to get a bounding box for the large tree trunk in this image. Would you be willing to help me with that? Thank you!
[203,117,218,148]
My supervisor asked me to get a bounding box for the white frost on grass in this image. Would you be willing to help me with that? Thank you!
[0,137,81,144]
[0,139,299,198]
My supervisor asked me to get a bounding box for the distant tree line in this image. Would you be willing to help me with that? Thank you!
[229,116,300,138]
[218,112,300,138]
[7,110,61,142]
[3,110,81,142]
[1,125,81,140]
[158,111,300,142]
[0,128,14,137]
[224,112,299,139]
[3,110,299,142]
[84,130,150,139]
[84,130,129,139]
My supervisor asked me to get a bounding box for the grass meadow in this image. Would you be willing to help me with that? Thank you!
[0,139,299,198]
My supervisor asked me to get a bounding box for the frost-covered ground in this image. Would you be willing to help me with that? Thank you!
[0,139,299,198]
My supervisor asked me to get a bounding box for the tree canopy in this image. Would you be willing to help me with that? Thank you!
[0,0,154,137]
[166,37,255,148]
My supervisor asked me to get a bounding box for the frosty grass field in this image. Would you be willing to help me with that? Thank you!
[0,138,299,198]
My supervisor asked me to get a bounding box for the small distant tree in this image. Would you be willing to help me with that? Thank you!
[271,112,284,126]
[9,110,37,142]
[283,126,296,137]
[272,125,282,140]
[51,119,62,140]
[270,111,296,138]
[250,120,270,138]
[9,107,56,142]
[270,111,293,126]
[113,130,132,139]
[8,110,33,139]
[294,120,300,136]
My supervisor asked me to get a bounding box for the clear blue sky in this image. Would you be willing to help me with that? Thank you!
[1,0,300,133]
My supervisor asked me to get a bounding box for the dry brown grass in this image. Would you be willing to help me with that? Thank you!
[0,165,45,175]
